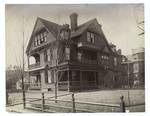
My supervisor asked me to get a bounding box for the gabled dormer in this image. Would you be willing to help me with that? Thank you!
[26,17,62,55]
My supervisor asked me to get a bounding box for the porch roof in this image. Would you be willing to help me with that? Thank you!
[27,67,45,72]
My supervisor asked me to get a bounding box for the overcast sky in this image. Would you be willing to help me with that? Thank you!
[5,4,144,68]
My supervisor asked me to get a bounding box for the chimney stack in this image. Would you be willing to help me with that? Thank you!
[70,13,78,31]
[118,49,122,55]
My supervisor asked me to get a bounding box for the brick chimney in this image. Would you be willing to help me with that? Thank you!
[70,13,78,31]
[118,49,122,55]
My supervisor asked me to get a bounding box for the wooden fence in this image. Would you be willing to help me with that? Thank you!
[6,91,145,113]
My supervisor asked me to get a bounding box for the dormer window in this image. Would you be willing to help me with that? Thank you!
[87,32,94,43]
[34,31,47,46]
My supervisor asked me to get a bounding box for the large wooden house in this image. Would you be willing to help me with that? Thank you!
[26,13,124,92]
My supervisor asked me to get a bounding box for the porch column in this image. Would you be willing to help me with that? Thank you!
[68,68,70,92]
[94,70,97,86]
[80,67,83,90]
[28,55,29,69]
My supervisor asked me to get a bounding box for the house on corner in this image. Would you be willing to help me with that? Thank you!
[26,13,124,92]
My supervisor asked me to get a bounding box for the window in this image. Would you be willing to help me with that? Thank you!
[87,32,94,43]
[44,50,48,62]
[48,71,52,83]
[40,33,44,43]
[44,32,47,42]
[35,37,38,46]
[78,51,82,62]
[122,58,126,62]
[35,31,47,46]
[66,48,70,60]
[45,70,53,84]
[102,54,109,69]
[114,57,117,66]
[45,71,48,83]
[133,63,139,73]
[50,48,53,61]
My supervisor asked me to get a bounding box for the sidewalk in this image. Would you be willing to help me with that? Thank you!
[6,104,42,113]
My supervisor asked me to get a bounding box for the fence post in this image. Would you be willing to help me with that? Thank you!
[42,92,45,113]
[120,95,125,112]
[6,91,9,105]
[23,90,26,109]
[71,93,75,113]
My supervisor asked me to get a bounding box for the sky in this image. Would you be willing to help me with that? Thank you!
[5,4,144,69]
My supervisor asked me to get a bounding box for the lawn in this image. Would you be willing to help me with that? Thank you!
[7,89,145,113]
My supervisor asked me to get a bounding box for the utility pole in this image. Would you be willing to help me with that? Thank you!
[22,15,25,108]
[54,12,60,103]
[122,61,132,103]
[127,62,130,103]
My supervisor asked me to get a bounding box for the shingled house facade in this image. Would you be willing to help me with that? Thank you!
[26,13,124,92]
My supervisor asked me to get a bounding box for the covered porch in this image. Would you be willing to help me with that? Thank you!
[28,71,41,90]
[57,67,99,92]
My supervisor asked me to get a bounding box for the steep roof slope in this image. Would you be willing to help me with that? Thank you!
[38,17,62,38]
[26,17,113,54]
[132,46,145,55]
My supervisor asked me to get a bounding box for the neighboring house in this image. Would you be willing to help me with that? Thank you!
[121,46,145,87]
[132,46,145,86]
[26,13,124,92]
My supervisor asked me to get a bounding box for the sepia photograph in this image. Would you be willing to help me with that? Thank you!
[5,3,146,114]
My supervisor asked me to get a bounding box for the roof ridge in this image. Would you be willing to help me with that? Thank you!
[38,17,62,27]
[78,18,96,28]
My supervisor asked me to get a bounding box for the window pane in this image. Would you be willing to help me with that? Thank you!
[87,32,90,37]
[41,33,43,38]
[87,32,91,42]
[44,50,48,62]
[91,33,94,43]
[35,37,37,41]
[45,71,48,83]
[38,40,40,44]
[38,35,40,40]
[48,71,52,83]
[44,37,47,42]
[114,58,117,66]
[50,48,53,61]
[44,32,46,36]
[78,51,82,62]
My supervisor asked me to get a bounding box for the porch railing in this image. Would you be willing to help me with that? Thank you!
[30,82,41,88]
[58,81,95,86]
[28,62,40,70]
[82,59,97,64]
